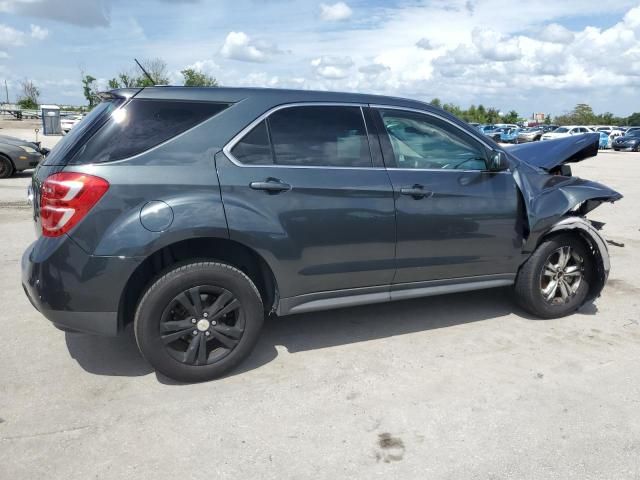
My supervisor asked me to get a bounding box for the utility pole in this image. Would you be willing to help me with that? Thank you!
[3,80,8,104]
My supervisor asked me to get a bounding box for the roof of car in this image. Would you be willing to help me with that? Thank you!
[109,86,435,110]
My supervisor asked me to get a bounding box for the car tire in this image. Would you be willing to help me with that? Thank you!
[134,261,264,382]
[514,234,593,319]
[0,155,14,178]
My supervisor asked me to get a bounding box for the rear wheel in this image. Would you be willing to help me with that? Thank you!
[514,234,592,318]
[134,261,264,382]
[0,155,14,178]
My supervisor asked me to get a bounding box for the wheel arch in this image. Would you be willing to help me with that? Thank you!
[118,237,279,330]
[0,152,16,174]
[527,216,609,302]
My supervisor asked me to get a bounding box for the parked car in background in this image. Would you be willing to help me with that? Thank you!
[0,135,46,178]
[490,126,520,143]
[598,131,610,149]
[612,129,640,151]
[477,124,496,134]
[541,126,591,140]
[517,127,543,143]
[61,114,84,133]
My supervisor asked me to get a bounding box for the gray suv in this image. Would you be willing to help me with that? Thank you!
[22,87,621,382]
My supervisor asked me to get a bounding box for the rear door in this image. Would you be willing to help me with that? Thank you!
[216,104,396,299]
[372,106,522,284]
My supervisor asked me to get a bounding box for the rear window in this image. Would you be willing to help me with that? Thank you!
[68,99,228,164]
[43,99,122,166]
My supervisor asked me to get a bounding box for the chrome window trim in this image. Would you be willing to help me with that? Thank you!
[222,101,382,170]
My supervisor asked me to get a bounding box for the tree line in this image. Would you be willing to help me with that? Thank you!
[80,57,218,108]
[10,60,640,126]
[430,98,640,127]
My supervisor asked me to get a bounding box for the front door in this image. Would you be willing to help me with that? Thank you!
[373,107,522,284]
[216,104,396,299]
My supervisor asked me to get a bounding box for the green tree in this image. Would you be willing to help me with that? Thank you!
[476,104,486,123]
[486,108,500,124]
[502,110,519,124]
[17,79,39,109]
[137,58,169,86]
[181,68,218,87]
[572,103,595,124]
[627,112,640,126]
[81,74,100,108]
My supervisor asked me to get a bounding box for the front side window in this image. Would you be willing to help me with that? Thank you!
[378,109,487,170]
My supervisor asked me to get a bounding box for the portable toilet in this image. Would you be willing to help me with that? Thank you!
[41,105,62,135]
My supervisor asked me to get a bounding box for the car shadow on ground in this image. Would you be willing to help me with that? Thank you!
[64,287,597,382]
[12,171,33,178]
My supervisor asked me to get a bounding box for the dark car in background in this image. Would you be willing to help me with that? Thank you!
[612,129,640,151]
[22,87,621,382]
[0,135,46,178]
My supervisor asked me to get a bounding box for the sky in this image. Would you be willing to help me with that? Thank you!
[0,0,639,117]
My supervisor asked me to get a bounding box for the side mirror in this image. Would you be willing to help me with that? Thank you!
[488,151,509,171]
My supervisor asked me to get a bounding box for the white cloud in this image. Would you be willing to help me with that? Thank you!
[0,23,25,47]
[415,38,435,50]
[471,28,522,61]
[540,23,574,43]
[186,59,219,74]
[359,63,389,75]
[319,2,352,21]
[220,31,282,63]
[2,0,110,27]
[311,55,354,79]
[30,24,48,40]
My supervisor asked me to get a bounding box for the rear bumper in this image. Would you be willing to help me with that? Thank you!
[21,236,141,336]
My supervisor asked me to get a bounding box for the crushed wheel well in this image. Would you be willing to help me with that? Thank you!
[118,238,277,329]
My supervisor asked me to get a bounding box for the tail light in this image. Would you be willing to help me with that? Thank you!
[40,172,109,237]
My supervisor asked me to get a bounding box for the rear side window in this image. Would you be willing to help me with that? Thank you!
[43,99,123,166]
[69,99,228,164]
[230,120,273,165]
[269,106,371,167]
[229,105,372,168]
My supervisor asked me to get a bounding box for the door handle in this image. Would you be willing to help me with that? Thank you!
[249,179,291,193]
[400,184,432,199]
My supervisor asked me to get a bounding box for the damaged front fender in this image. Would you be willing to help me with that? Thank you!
[506,138,622,301]
[512,161,623,251]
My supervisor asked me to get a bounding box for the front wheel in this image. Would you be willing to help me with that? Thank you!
[134,261,264,382]
[514,234,593,319]
[0,156,14,178]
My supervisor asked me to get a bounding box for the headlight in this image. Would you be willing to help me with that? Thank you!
[19,145,37,154]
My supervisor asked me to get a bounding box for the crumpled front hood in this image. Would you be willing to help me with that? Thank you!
[508,132,599,170]
[510,157,622,251]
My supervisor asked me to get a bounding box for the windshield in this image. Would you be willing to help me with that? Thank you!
[627,130,640,137]
[43,100,123,165]
[554,127,569,133]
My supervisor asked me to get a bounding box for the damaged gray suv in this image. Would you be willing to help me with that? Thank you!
[22,87,622,382]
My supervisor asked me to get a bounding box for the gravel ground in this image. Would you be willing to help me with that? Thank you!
[0,147,639,480]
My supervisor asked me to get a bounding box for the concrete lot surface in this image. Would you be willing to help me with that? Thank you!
[0,150,639,479]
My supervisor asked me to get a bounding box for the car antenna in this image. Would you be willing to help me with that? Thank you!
[134,58,156,85]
